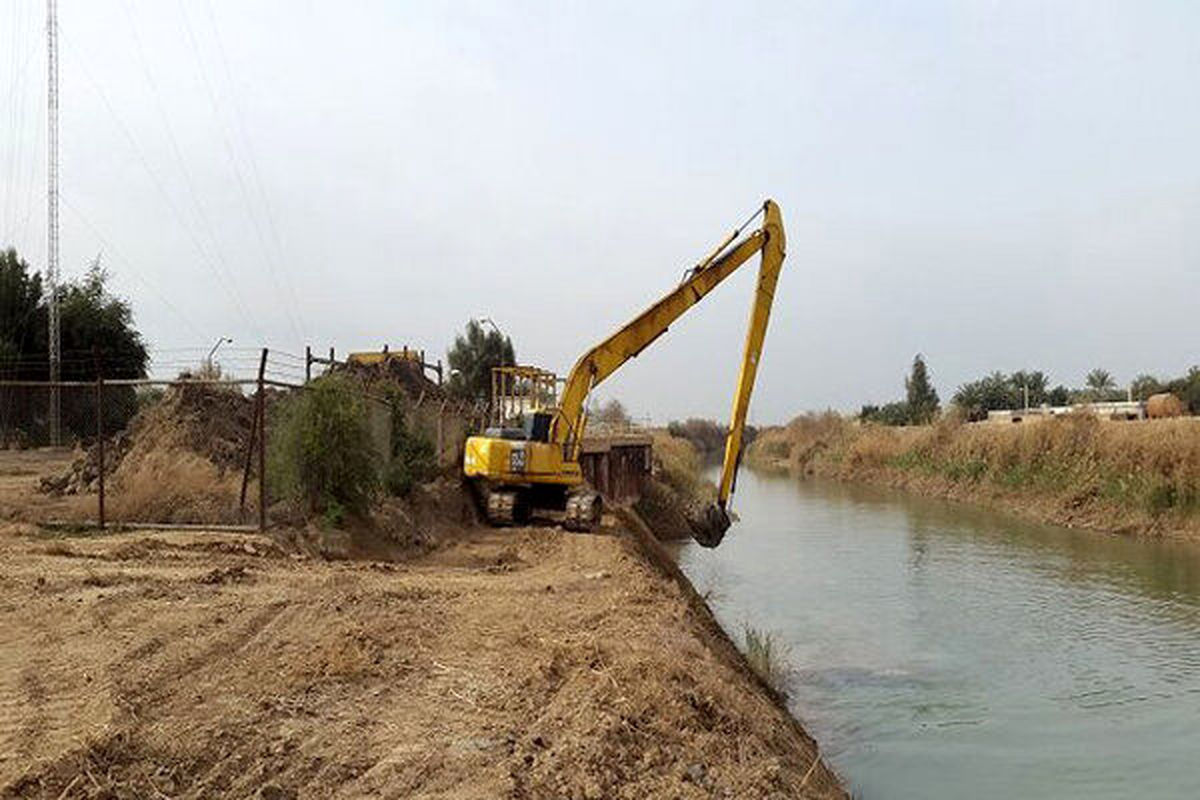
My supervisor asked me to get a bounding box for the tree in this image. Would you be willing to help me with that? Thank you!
[592,398,631,427]
[58,263,149,380]
[1085,368,1118,401]
[1165,367,1200,415]
[1130,373,1164,401]
[1,248,48,378]
[953,371,1014,420]
[905,354,940,424]
[0,249,148,442]
[446,319,515,401]
[860,401,912,426]
[667,418,729,455]
[1010,370,1049,407]
[1046,384,1071,406]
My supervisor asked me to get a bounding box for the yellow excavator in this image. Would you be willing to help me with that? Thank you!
[463,199,786,547]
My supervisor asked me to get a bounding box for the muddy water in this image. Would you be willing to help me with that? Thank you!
[672,468,1200,799]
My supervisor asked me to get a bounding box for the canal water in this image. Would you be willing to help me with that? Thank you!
[673,468,1200,799]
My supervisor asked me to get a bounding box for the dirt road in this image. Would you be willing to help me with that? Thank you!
[0,507,843,798]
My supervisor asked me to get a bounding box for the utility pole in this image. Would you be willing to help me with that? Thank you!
[46,0,61,445]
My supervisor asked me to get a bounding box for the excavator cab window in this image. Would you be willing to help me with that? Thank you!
[524,412,553,443]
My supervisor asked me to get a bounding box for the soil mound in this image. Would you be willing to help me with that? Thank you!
[124,382,255,472]
[39,383,254,496]
[38,384,255,524]
[336,357,444,400]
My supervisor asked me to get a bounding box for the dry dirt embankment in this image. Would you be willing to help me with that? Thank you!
[0,470,844,799]
[749,412,1200,539]
[632,431,717,542]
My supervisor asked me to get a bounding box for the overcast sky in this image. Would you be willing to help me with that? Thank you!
[2,1,1197,423]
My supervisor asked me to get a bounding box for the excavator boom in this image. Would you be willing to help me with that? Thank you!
[553,199,786,546]
[464,199,786,545]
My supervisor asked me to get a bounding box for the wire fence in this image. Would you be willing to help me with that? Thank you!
[0,346,491,532]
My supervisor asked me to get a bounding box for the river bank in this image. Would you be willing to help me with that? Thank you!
[0,451,845,798]
[748,412,1200,540]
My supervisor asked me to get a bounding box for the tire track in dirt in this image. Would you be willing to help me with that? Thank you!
[112,598,290,717]
[0,618,32,770]
[0,604,118,785]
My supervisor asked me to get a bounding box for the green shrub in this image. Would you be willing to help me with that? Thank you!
[268,375,380,515]
[386,425,437,497]
[380,389,437,497]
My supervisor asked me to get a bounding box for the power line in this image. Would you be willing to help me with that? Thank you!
[57,25,265,343]
[118,0,277,347]
[200,0,317,328]
[3,2,38,245]
[60,192,207,340]
[176,0,305,344]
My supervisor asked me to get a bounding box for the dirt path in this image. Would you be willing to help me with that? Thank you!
[0,510,844,799]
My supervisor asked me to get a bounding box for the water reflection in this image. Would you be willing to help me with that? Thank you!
[674,468,1200,800]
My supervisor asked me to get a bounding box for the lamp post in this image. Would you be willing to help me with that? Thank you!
[475,317,510,424]
[475,316,509,366]
[206,337,232,375]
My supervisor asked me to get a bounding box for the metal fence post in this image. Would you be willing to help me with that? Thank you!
[305,345,312,383]
[257,348,268,533]
[239,402,257,516]
[437,398,447,465]
[93,346,105,530]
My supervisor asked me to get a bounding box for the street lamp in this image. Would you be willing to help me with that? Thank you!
[206,337,232,373]
[474,317,508,365]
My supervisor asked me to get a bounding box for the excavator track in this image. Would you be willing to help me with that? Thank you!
[485,489,519,526]
[563,490,602,532]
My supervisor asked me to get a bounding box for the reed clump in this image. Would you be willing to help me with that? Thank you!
[742,625,791,696]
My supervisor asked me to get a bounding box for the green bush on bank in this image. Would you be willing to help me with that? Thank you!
[383,387,437,497]
[268,375,380,516]
[268,376,442,519]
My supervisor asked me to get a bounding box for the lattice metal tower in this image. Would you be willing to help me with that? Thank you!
[46,0,61,445]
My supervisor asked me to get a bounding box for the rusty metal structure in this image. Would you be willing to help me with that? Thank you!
[490,365,559,428]
[578,435,652,504]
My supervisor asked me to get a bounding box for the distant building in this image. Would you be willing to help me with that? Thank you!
[985,401,1144,424]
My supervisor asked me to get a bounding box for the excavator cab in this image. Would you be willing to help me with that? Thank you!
[524,412,553,443]
[464,366,599,529]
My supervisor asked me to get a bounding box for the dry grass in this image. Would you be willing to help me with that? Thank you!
[648,429,714,500]
[633,430,717,540]
[108,449,245,524]
[749,413,1200,537]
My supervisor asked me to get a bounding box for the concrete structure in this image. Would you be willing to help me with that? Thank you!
[986,401,1145,424]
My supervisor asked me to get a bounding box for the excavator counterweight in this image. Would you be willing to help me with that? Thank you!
[463,199,787,547]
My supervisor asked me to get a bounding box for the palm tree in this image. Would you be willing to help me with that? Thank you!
[1085,368,1117,401]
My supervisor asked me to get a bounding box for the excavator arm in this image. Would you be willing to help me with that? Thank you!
[553,199,787,547]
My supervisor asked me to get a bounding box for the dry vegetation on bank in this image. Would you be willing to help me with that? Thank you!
[749,412,1200,538]
[633,431,716,541]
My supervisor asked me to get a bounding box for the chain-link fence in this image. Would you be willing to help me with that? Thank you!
[0,347,484,531]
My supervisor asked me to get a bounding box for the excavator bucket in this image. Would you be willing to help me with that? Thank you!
[688,503,731,548]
